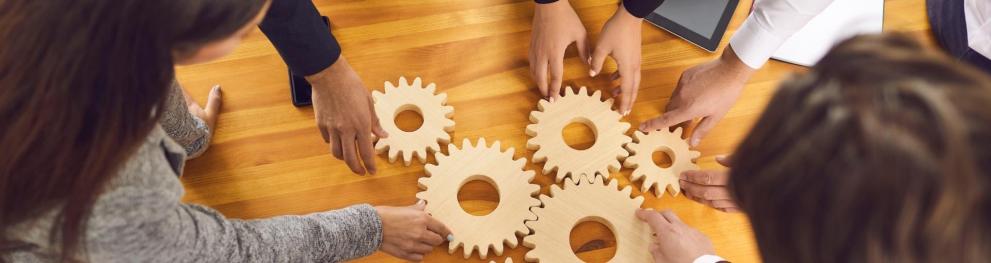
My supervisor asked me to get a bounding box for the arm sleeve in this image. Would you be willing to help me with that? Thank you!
[728,0,836,69]
[533,0,664,19]
[89,188,383,262]
[260,0,341,76]
[159,80,211,159]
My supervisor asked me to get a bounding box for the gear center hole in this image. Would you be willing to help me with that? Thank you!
[569,217,617,262]
[394,105,424,132]
[457,176,500,216]
[652,147,674,168]
[563,118,597,150]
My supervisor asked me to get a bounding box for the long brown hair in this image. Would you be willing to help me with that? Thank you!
[730,34,991,262]
[0,0,267,260]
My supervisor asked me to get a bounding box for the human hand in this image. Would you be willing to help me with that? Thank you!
[680,156,740,213]
[307,57,388,175]
[529,0,590,101]
[639,46,755,147]
[636,209,716,263]
[183,85,223,132]
[375,200,453,262]
[590,5,643,115]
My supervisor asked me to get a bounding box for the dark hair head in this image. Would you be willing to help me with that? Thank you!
[0,0,267,260]
[730,33,991,262]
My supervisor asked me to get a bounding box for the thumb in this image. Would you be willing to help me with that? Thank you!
[589,46,609,77]
[715,155,732,167]
[576,36,591,66]
[368,97,389,138]
[413,199,426,210]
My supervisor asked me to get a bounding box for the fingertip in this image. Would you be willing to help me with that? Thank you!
[446,234,454,242]
[589,69,597,77]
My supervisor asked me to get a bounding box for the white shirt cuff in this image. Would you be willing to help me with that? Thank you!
[729,13,787,69]
[693,255,727,263]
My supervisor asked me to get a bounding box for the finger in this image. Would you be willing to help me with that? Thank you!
[589,46,609,77]
[357,132,377,175]
[720,207,743,213]
[611,71,621,81]
[639,109,693,132]
[710,200,739,210]
[680,180,733,200]
[679,170,729,186]
[340,132,366,174]
[425,216,454,241]
[330,130,344,160]
[636,209,671,231]
[576,35,591,66]
[690,114,723,147]
[619,68,636,115]
[631,70,641,113]
[611,86,621,97]
[659,210,684,225]
[420,231,445,246]
[205,85,222,114]
[319,125,330,143]
[403,252,424,262]
[368,97,388,138]
[549,53,565,102]
[715,155,732,167]
[534,58,549,97]
[413,199,426,210]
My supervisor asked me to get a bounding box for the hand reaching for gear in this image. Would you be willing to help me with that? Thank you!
[529,0,590,102]
[590,4,644,116]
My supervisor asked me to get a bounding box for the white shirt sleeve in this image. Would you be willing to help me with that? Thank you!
[729,0,837,69]
[693,255,728,263]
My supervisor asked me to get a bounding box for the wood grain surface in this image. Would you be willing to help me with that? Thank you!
[175,0,932,262]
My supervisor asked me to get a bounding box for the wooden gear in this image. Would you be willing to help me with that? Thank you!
[416,138,541,259]
[522,175,653,263]
[526,86,632,184]
[623,128,701,196]
[372,76,455,166]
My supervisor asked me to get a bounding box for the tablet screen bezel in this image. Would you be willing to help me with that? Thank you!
[644,0,740,52]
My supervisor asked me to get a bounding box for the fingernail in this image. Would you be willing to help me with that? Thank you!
[691,138,700,147]
[417,200,426,206]
[446,234,454,242]
[589,70,597,77]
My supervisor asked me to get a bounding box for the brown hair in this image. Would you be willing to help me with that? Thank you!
[730,34,991,262]
[0,0,267,261]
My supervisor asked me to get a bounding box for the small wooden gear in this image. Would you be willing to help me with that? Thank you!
[522,175,653,263]
[526,86,632,184]
[623,128,701,196]
[416,138,541,259]
[372,76,455,166]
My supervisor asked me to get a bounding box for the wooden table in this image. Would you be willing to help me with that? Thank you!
[176,0,932,262]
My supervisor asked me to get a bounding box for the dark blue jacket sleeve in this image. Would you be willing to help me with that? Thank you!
[259,0,341,76]
[534,0,664,19]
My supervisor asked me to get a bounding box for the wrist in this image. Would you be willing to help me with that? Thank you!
[305,56,349,91]
[719,45,756,78]
[612,3,644,26]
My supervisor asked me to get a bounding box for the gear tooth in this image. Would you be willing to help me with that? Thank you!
[578,86,589,95]
[385,81,397,90]
[374,141,388,153]
[564,176,578,186]
[477,137,488,148]
[461,138,472,149]
[435,92,448,104]
[592,89,603,100]
[415,149,428,163]
[425,83,437,93]
[525,124,539,136]
[414,191,427,200]
[448,242,462,256]
[397,76,408,86]
[504,236,519,249]
[670,183,682,195]
[522,234,536,248]
[673,126,684,137]
[633,195,646,206]
[621,185,633,196]
[478,245,488,259]
[537,99,551,110]
[443,106,455,117]
[490,140,501,151]
[412,77,423,88]
[417,177,430,188]
[402,151,413,165]
[371,90,384,102]
[691,150,702,160]
[388,148,400,163]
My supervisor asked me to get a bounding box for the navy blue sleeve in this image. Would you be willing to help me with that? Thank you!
[534,0,664,19]
[259,0,341,76]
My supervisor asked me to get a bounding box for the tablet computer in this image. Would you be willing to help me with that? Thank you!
[644,0,740,52]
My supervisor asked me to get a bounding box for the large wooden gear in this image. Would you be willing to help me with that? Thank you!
[522,175,653,263]
[372,76,455,166]
[623,128,701,196]
[416,138,541,259]
[526,86,632,184]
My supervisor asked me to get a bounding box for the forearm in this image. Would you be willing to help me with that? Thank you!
[728,0,836,68]
[160,80,211,158]
[260,0,341,76]
[534,0,664,18]
[92,201,383,262]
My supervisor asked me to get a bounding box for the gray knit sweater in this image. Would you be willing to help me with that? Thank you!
[2,83,383,262]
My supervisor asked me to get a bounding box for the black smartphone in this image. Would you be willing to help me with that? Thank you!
[289,16,331,107]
